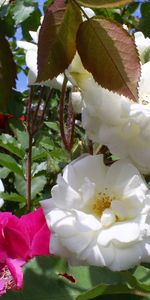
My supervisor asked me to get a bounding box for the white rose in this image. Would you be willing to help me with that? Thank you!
[41,154,150,271]
[134,32,150,59]
[68,52,150,173]
[0,179,4,208]
[81,76,130,125]
[97,113,150,175]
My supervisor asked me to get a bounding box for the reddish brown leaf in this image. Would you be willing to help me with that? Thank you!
[58,273,76,283]
[76,0,133,8]
[76,17,141,101]
[37,0,82,82]
[0,31,17,111]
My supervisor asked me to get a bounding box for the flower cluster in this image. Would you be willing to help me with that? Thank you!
[69,32,150,174]
[17,6,150,274]
[40,30,150,272]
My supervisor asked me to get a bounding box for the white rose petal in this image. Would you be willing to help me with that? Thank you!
[0,179,4,208]
[41,154,150,271]
[110,243,145,271]
[66,30,150,174]
[71,91,83,114]
[75,60,150,174]
[134,32,150,57]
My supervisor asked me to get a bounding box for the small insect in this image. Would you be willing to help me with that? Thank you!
[58,273,76,283]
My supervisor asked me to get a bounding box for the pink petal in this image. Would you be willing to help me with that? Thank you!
[20,208,47,242]
[0,212,13,227]
[30,223,50,257]
[6,258,25,289]
[4,226,29,260]
[0,279,6,295]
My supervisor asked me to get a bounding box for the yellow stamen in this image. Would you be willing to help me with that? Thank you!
[86,190,115,217]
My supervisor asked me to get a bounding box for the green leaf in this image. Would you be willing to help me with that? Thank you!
[32,147,47,161]
[0,153,23,177]
[142,47,150,64]
[21,8,41,41]
[14,175,26,198]
[0,167,10,179]
[39,137,55,151]
[32,162,47,176]
[76,17,140,101]
[31,175,47,199]
[0,2,9,16]
[15,174,47,199]
[0,134,25,159]
[133,266,150,292]
[76,283,142,300]
[7,90,24,117]
[76,0,133,8]
[0,192,26,202]
[140,3,150,38]
[37,0,82,81]
[0,29,16,111]
[2,257,147,300]
[45,121,59,132]
[0,10,16,38]
[15,129,29,150]
[11,0,37,25]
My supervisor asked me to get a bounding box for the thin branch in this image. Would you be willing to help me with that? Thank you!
[32,88,54,135]
[59,76,69,150]
[66,93,75,151]
[26,133,32,211]
[26,87,34,211]
[32,86,45,127]
[71,0,90,20]
[26,87,34,134]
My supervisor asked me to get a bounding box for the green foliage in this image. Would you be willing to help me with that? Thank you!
[7,90,25,117]
[0,153,23,177]
[15,174,47,199]
[21,8,41,41]
[0,167,10,179]
[11,0,38,25]
[0,1,150,299]
[0,192,26,202]
[1,257,150,300]
[0,30,17,111]
[140,2,150,38]
[0,134,25,158]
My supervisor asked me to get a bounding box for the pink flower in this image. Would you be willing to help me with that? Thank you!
[0,208,50,295]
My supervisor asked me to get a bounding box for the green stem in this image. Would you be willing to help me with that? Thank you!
[59,76,70,150]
